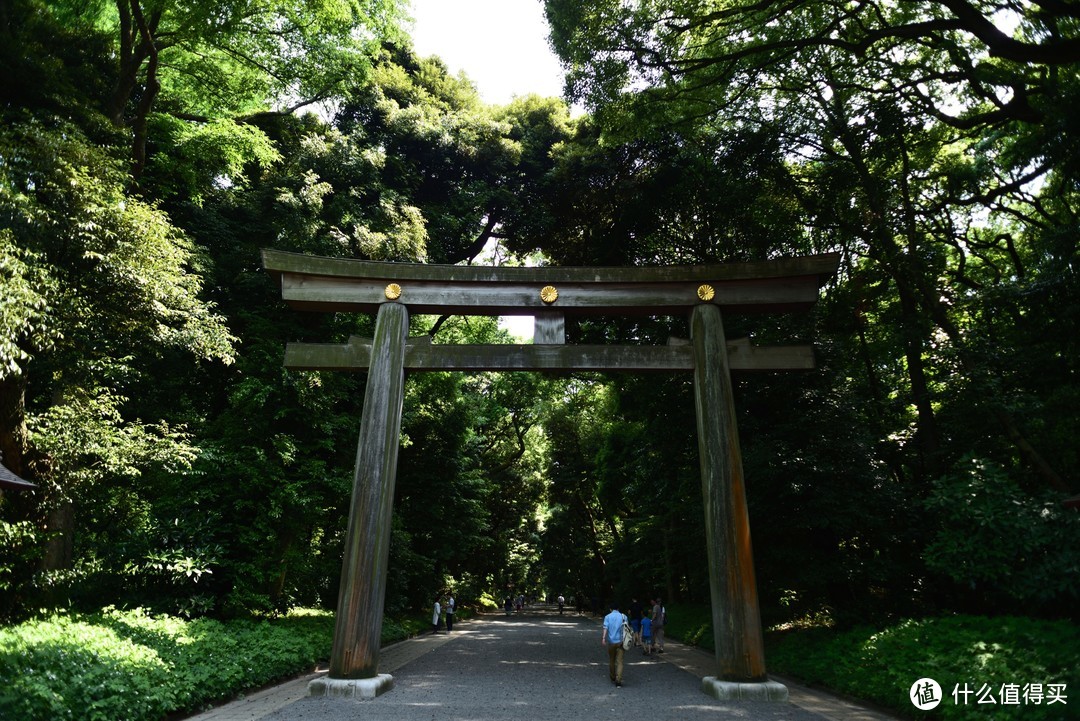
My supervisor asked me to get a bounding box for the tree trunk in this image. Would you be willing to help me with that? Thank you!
[42,501,75,572]
[664,510,676,603]
[270,529,298,603]
[106,1,162,179]
[128,2,161,180]
[107,0,139,125]
[575,488,607,572]
[0,375,29,476]
[895,276,943,481]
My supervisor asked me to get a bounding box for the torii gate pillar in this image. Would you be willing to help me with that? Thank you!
[692,304,788,701]
[309,302,407,699]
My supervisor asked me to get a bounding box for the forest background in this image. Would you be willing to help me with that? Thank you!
[1,0,1078,715]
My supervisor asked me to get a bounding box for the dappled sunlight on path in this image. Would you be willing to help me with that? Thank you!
[253,604,830,721]
[185,604,902,721]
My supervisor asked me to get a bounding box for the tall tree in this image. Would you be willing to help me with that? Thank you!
[545,0,1079,493]
[335,46,577,264]
[547,0,1078,132]
[541,0,1079,618]
[123,46,571,616]
[0,0,409,616]
[0,114,236,578]
[40,0,406,179]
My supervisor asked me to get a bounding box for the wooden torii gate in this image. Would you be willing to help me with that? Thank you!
[263,249,839,701]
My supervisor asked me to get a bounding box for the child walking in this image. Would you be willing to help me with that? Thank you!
[640,614,653,655]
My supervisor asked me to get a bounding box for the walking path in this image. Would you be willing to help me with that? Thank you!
[183,606,902,721]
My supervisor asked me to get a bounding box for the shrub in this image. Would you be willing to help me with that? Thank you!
[923,457,1080,614]
[0,607,336,721]
[0,613,176,721]
[766,615,1080,720]
[663,602,715,650]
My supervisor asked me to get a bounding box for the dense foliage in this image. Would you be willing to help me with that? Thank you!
[0,607,402,721]
[538,0,1080,623]
[665,602,1080,719]
[0,0,558,621]
[1,0,1078,679]
[767,615,1080,720]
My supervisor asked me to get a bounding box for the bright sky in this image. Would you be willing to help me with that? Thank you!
[409,0,567,105]
[410,1,565,339]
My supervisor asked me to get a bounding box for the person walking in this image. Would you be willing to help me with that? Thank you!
[628,596,643,646]
[601,602,627,687]
[445,594,455,632]
[651,596,665,653]
[432,596,442,634]
[557,594,565,615]
[640,613,653,655]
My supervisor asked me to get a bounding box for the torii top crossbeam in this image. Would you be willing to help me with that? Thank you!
[262,249,840,373]
[263,249,839,316]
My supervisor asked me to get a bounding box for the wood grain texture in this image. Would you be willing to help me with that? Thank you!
[532,311,566,344]
[329,303,408,679]
[692,304,768,682]
[262,248,841,284]
[262,249,840,315]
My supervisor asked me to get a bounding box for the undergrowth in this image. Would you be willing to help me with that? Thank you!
[0,607,422,721]
[765,615,1079,720]
[665,604,1078,719]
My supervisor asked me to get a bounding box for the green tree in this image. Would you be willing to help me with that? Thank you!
[335,46,577,264]
[393,320,548,611]
[547,0,1078,133]
[0,113,235,597]
[924,457,1080,614]
[42,0,406,179]
[0,0,409,618]
[542,0,1079,621]
[125,46,571,616]
[540,377,620,605]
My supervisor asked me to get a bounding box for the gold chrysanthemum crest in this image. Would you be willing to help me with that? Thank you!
[384,283,402,300]
[540,285,559,304]
[697,284,716,302]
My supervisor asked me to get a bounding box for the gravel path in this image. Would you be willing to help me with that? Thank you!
[261,611,831,721]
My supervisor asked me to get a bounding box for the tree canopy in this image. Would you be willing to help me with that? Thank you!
[1,0,1077,628]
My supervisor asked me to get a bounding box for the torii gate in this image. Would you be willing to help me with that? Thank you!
[263,249,839,701]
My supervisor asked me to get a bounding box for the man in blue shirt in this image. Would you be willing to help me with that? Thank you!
[601,602,627,687]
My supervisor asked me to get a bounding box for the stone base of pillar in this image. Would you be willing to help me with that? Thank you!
[308,674,394,700]
[702,676,788,702]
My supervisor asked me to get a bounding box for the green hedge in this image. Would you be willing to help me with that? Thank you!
[766,616,1080,720]
[0,608,420,721]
